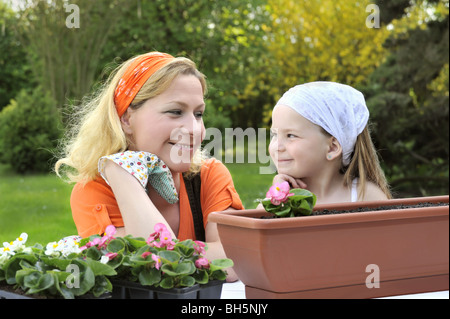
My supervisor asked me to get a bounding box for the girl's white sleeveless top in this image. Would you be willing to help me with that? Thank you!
[351,178,358,202]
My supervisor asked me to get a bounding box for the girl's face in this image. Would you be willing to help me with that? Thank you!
[269,105,331,179]
[121,74,205,174]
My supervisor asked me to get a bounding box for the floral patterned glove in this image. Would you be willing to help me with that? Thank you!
[98,151,178,204]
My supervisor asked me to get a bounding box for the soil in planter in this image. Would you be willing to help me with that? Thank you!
[261,202,449,219]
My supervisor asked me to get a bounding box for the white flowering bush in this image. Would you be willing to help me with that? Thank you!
[0,233,115,299]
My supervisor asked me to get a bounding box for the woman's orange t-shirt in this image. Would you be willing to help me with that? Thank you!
[70,158,243,240]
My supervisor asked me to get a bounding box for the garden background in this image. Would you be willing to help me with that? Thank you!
[0,0,448,245]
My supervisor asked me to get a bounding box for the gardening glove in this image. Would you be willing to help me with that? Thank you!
[98,151,178,204]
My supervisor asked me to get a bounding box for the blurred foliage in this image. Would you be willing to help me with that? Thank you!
[0,2,35,110]
[0,87,62,173]
[0,0,448,196]
[365,0,449,197]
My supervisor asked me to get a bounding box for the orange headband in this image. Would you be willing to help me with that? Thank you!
[114,52,175,117]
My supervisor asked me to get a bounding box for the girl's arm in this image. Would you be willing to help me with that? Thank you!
[102,160,176,239]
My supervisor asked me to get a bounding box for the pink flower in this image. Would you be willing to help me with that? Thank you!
[141,251,152,259]
[154,230,175,250]
[105,252,118,260]
[80,225,117,251]
[91,237,101,246]
[100,225,117,247]
[195,257,210,269]
[193,241,206,255]
[266,182,294,205]
[146,223,169,245]
[105,225,117,238]
[154,223,167,233]
[152,254,162,270]
[146,232,159,246]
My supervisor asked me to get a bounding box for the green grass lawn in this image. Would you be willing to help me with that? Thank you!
[0,162,273,245]
[0,164,77,245]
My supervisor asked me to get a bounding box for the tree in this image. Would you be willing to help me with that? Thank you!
[12,0,131,122]
[0,1,35,110]
[365,0,449,196]
[97,0,269,131]
[238,0,392,127]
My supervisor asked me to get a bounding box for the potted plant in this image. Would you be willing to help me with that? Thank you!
[0,224,232,299]
[208,182,449,299]
[78,224,232,299]
[0,233,114,299]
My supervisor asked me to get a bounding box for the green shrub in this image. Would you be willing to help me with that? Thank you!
[0,87,62,173]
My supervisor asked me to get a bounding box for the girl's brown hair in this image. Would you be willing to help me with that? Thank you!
[342,125,392,199]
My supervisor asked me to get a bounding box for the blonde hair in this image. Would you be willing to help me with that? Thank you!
[342,125,392,199]
[55,54,208,184]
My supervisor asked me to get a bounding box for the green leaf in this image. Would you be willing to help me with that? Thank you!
[210,259,234,271]
[210,270,227,281]
[106,253,124,269]
[193,269,209,284]
[22,271,41,289]
[274,205,291,217]
[138,267,161,286]
[158,250,181,264]
[159,276,174,289]
[83,259,117,276]
[26,273,54,294]
[85,246,102,260]
[92,276,112,297]
[4,254,38,284]
[160,261,195,276]
[40,256,72,270]
[174,243,195,258]
[123,236,147,251]
[180,275,196,287]
[107,239,125,253]
[67,259,95,296]
[15,268,39,287]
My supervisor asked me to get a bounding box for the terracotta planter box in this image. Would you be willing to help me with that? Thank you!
[209,196,449,299]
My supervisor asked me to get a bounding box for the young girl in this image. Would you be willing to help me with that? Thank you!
[55,52,243,278]
[269,81,391,205]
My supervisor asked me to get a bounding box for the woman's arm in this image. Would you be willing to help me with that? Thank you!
[204,219,239,282]
[103,160,176,238]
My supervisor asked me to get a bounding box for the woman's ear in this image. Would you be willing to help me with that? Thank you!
[120,109,133,135]
[326,137,343,161]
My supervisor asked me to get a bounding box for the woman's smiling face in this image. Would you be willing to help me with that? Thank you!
[121,74,205,174]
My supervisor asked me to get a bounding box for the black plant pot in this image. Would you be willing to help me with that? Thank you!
[111,280,224,299]
[0,288,32,299]
[0,286,111,299]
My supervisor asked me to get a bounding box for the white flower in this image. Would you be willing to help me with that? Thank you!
[15,233,28,246]
[1,242,14,256]
[45,236,81,257]
[2,232,28,255]
[100,255,110,264]
[45,241,61,257]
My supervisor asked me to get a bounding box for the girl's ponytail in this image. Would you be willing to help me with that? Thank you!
[343,125,392,199]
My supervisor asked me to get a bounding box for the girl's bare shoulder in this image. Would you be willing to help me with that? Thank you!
[362,181,389,201]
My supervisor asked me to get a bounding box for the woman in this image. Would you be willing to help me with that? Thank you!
[55,52,243,279]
